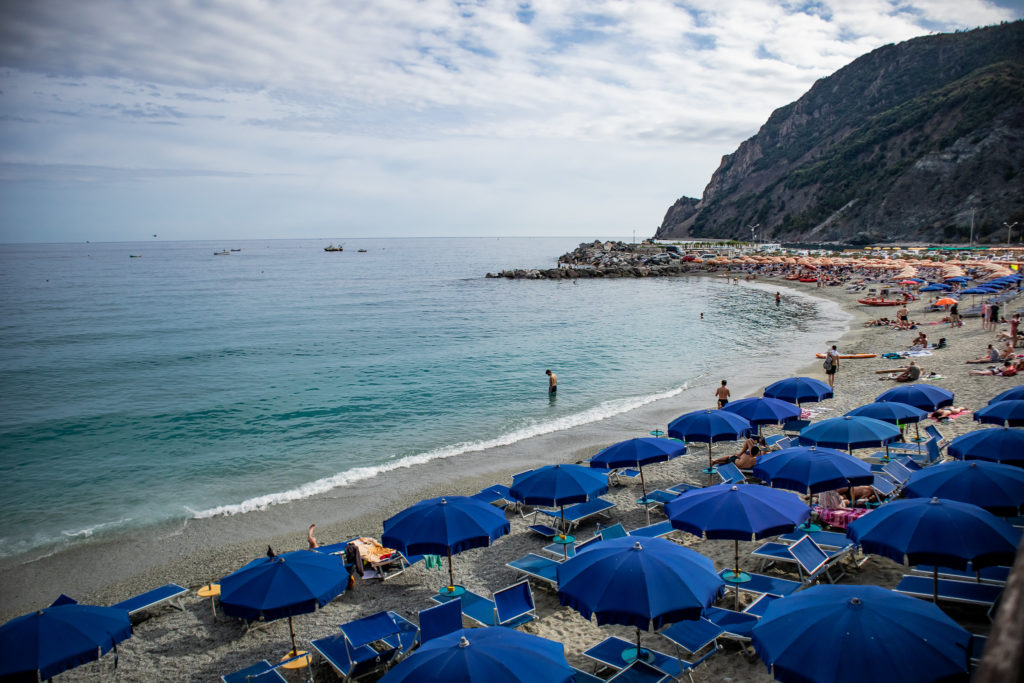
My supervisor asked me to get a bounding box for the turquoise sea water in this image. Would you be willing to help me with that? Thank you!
[0,237,836,558]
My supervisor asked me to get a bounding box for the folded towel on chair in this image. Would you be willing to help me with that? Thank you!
[351,537,396,564]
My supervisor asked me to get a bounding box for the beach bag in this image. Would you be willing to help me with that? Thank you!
[822,357,833,371]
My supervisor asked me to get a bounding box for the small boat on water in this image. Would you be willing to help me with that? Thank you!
[230,248,241,252]
[815,353,877,359]
[799,277,818,283]
[324,244,344,252]
[129,254,142,258]
[357,248,367,253]
[857,298,901,306]
[214,250,230,256]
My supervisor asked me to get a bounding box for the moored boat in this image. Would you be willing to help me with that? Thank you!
[857,298,901,306]
[214,250,230,255]
[324,244,344,252]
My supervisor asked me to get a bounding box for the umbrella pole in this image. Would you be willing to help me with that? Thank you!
[707,443,714,486]
[447,549,456,591]
[933,566,939,603]
[636,627,643,661]
[288,615,297,656]
[561,505,568,559]
[639,466,651,526]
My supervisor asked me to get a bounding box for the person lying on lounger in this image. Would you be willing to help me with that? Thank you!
[710,435,766,469]
[969,360,1018,376]
[843,486,881,506]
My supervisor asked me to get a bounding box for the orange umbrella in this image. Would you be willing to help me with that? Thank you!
[935,297,958,306]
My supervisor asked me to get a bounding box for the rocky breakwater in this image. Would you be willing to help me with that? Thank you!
[486,240,695,279]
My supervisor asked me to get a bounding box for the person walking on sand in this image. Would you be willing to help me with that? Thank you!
[823,345,839,388]
[715,380,731,408]
[546,369,557,394]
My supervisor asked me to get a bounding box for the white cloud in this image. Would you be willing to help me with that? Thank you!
[0,0,1019,241]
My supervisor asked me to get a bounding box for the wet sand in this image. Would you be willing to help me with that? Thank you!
[4,276,1021,682]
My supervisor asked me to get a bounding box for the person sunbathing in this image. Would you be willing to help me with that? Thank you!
[999,341,1015,360]
[930,406,968,420]
[966,344,1000,364]
[910,332,927,348]
[881,361,920,382]
[969,360,1018,376]
[711,436,765,469]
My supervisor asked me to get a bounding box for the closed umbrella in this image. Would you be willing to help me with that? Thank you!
[220,550,348,659]
[588,438,685,523]
[751,584,970,683]
[666,484,808,589]
[876,384,954,412]
[973,400,1024,427]
[0,603,132,681]
[557,536,724,662]
[903,460,1024,516]
[383,496,510,595]
[847,497,1020,601]
[509,465,608,556]
[947,427,1024,466]
[667,409,751,484]
[381,627,574,683]
[763,377,833,405]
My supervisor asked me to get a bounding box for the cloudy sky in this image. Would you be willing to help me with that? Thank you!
[0,1,1019,243]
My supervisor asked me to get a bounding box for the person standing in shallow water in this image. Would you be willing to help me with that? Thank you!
[546,369,557,394]
[775,292,781,306]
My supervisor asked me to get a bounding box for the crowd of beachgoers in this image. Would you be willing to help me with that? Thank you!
[4,258,1022,682]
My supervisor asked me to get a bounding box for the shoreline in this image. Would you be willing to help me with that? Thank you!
[6,273,1021,682]
[0,276,846,619]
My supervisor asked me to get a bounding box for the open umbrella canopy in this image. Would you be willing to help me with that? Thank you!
[973,400,1024,427]
[556,536,724,629]
[934,297,958,306]
[763,377,833,405]
[721,397,802,426]
[919,283,951,292]
[0,603,132,681]
[947,427,1024,466]
[751,584,970,683]
[666,484,809,541]
[753,446,873,495]
[990,385,1024,404]
[845,401,928,425]
[380,627,574,683]
[846,497,1020,570]
[944,276,971,282]
[382,496,510,557]
[903,461,1024,516]
[797,416,901,451]
[875,384,954,411]
[509,464,608,507]
[588,437,687,469]
[667,409,752,443]
[220,550,349,621]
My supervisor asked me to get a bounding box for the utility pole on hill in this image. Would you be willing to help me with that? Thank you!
[970,210,975,247]
[1005,221,1019,246]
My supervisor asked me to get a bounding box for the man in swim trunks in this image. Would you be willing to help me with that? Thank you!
[546,369,557,394]
[715,380,730,408]
[824,345,839,387]
[896,305,908,328]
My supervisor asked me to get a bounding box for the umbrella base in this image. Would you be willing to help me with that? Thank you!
[438,585,466,597]
[798,522,822,533]
[722,571,752,583]
[621,647,655,664]
[701,467,718,475]
[280,650,311,670]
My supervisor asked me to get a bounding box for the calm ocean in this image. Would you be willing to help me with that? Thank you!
[0,237,840,559]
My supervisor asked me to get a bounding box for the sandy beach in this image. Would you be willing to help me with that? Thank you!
[5,274,1022,682]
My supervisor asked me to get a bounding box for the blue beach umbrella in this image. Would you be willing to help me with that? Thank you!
[763,376,833,405]
[0,603,132,681]
[220,549,349,656]
[380,627,574,683]
[875,384,954,412]
[383,496,510,592]
[721,397,802,431]
[667,409,751,483]
[919,283,951,292]
[556,536,724,661]
[751,584,970,683]
[845,400,929,444]
[944,276,971,282]
[847,497,1020,601]
[903,461,1024,516]
[798,416,901,452]
[666,484,809,584]
[753,446,873,495]
[973,400,1024,427]
[589,437,685,520]
[510,465,609,552]
[947,427,1024,466]
[990,385,1024,404]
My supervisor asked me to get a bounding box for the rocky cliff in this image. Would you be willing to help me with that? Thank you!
[656,21,1024,245]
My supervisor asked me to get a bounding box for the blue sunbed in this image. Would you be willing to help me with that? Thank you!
[432,581,536,628]
[719,569,804,597]
[537,497,616,531]
[112,583,187,617]
[419,599,462,643]
[582,636,687,681]
[506,553,560,587]
[911,564,1010,585]
[895,574,1003,609]
[221,659,287,683]
[629,520,675,538]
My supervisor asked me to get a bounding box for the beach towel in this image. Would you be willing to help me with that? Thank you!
[813,506,871,530]
[906,350,933,357]
[351,537,396,564]
[424,555,443,570]
[933,409,969,422]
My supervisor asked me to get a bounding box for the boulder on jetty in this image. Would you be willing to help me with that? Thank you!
[486,241,693,279]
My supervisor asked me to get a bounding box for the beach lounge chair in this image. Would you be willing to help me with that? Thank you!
[782,419,810,433]
[668,482,699,494]
[608,467,642,486]
[764,434,792,450]
[605,660,673,682]
[894,575,1003,612]
[778,529,850,549]
[221,659,287,683]
[715,462,747,485]
[311,610,415,681]
[628,520,675,538]
[536,497,616,532]
[506,553,560,587]
[315,540,417,581]
[719,569,804,597]
[637,489,680,508]
[582,636,692,682]
[431,580,536,628]
[910,564,1010,586]
[572,667,605,683]
[418,600,462,643]
[661,617,722,661]
[111,583,187,619]
[702,607,760,641]
[542,531,602,558]
[750,535,847,584]
[470,484,518,512]
[868,473,899,503]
